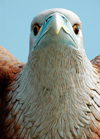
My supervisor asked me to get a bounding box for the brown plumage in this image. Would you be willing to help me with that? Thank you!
[91,55,100,74]
[0,46,25,138]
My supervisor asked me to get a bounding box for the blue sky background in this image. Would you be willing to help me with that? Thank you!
[0,0,100,63]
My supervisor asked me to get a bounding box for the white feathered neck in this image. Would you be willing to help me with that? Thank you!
[9,44,100,138]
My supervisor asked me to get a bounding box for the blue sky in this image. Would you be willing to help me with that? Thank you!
[0,0,100,63]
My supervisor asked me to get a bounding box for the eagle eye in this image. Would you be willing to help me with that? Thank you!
[73,24,79,35]
[33,24,40,36]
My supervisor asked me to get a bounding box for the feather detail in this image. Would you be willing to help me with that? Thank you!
[12,103,22,116]
[81,132,88,139]
[51,120,58,138]
[90,102,100,121]
[26,122,33,129]
[58,118,64,138]
[5,115,14,126]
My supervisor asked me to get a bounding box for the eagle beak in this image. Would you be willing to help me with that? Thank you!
[33,13,78,50]
[47,13,64,35]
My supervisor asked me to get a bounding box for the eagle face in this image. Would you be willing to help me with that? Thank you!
[29,9,83,55]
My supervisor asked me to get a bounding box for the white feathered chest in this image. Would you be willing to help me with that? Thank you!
[6,44,100,139]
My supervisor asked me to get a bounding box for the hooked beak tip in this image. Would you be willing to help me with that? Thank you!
[53,28,61,35]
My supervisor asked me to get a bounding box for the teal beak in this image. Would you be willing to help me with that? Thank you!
[33,13,78,50]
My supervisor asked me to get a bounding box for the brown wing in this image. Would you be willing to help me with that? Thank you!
[0,46,25,138]
[91,54,100,87]
[91,54,100,71]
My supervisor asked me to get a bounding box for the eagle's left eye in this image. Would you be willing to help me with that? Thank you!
[73,24,79,35]
[33,24,40,36]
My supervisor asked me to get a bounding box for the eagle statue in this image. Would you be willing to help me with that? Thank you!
[0,8,100,139]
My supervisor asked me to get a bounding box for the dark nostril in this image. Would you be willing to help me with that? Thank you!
[46,18,49,22]
[45,16,52,23]
[61,15,67,22]
[62,16,65,19]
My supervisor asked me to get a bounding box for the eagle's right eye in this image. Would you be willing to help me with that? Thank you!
[33,24,40,36]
